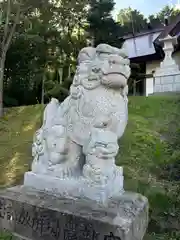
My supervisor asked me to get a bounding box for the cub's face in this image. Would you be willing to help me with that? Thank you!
[45,126,67,165]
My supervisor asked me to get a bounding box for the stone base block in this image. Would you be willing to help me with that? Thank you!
[24,170,124,203]
[155,65,180,77]
[0,186,149,240]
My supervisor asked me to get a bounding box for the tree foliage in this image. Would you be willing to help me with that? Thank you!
[117,7,148,35]
[149,5,180,28]
[1,1,180,108]
[86,0,122,47]
[117,5,180,36]
[1,0,88,107]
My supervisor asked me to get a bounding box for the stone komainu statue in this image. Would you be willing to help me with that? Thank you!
[24,44,131,202]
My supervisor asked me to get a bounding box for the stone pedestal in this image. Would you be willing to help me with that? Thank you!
[0,186,149,240]
[24,167,124,203]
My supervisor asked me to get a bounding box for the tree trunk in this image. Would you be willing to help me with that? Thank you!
[41,73,45,104]
[58,68,63,84]
[133,80,136,96]
[0,58,5,117]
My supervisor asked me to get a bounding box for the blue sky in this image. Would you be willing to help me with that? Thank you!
[114,0,179,17]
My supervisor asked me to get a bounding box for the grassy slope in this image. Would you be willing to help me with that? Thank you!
[0,96,180,240]
[0,105,44,188]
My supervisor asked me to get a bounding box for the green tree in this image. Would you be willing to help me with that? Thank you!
[117,7,148,36]
[36,0,88,103]
[0,0,22,116]
[87,0,122,47]
[3,0,88,107]
[1,0,59,107]
[149,5,180,28]
[148,14,162,28]
[0,0,59,114]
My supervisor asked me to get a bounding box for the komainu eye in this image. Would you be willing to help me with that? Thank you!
[109,60,115,65]
[92,68,100,73]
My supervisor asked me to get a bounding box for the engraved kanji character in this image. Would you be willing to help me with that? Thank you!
[78,223,92,239]
[6,210,13,221]
[65,218,76,230]
[50,219,61,239]
[4,201,13,221]
[40,215,51,234]
[0,199,5,219]
[78,223,99,240]
[16,208,28,225]
[92,230,100,240]
[63,228,77,240]
[33,212,47,236]
[104,232,121,240]
[64,218,77,240]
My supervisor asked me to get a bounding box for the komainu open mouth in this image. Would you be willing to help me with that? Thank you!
[103,72,128,80]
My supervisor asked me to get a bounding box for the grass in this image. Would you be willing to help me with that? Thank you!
[118,96,180,240]
[0,96,180,239]
[0,105,44,188]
